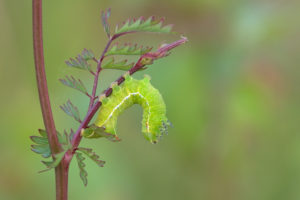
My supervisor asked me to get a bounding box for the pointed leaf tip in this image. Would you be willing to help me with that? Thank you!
[65,50,94,72]
[60,100,81,123]
[59,76,88,96]
[101,8,111,38]
[38,129,47,137]
[81,49,95,61]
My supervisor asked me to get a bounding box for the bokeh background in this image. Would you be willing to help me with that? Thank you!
[1,0,300,199]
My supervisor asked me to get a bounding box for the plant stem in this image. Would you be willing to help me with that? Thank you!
[88,39,113,110]
[55,162,69,200]
[73,38,114,148]
[32,0,61,154]
[32,0,68,199]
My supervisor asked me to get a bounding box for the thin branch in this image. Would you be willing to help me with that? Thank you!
[92,57,99,63]
[88,39,113,110]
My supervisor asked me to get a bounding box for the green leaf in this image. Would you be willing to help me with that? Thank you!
[102,57,134,71]
[75,152,88,186]
[81,48,95,61]
[68,129,75,142]
[59,76,88,95]
[101,8,111,38]
[38,129,47,137]
[115,16,173,35]
[31,129,72,161]
[81,125,121,142]
[77,148,105,167]
[60,100,81,123]
[31,129,51,158]
[57,130,71,149]
[30,136,49,145]
[31,144,51,158]
[105,43,152,56]
[39,151,67,173]
[65,54,91,71]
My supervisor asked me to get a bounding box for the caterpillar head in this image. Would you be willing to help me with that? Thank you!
[143,119,171,144]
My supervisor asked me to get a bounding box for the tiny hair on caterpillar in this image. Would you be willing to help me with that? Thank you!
[81,73,171,144]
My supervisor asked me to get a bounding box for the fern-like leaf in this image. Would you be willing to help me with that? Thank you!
[102,57,134,71]
[31,129,71,157]
[30,129,51,158]
[60,100,81,123]
[105,43,152,56]
[65,49,95,72]
[31,144,51,158]
[30,129,74,173]
[59,76,88,96]
[65,55,91,71]
[115,16,173,35]
[81,48,95,61]
[75,152,88,186]
[39,150,67,173]
[101,8,111,38]
[77,148,105,167]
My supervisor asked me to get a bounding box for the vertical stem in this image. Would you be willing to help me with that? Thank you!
[55,161,70,200]
[32,0,61,154]
[32,0,67,199]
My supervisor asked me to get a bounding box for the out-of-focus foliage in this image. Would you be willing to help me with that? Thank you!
[1,0,300,200]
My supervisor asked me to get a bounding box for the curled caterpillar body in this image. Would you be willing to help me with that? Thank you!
[84,74,170,143]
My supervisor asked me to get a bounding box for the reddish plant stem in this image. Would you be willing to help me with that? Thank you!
[32,0,61,154]
[54,162,70,200]
[32,0,67,200]
[88,39,113,110]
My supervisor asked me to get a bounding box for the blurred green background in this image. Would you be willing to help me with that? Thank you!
[1,0,300,199]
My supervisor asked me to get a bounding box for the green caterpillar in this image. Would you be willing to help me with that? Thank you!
[82,73,170,144]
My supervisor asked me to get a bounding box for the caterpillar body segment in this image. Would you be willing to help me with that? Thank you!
[88,74,170,143]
